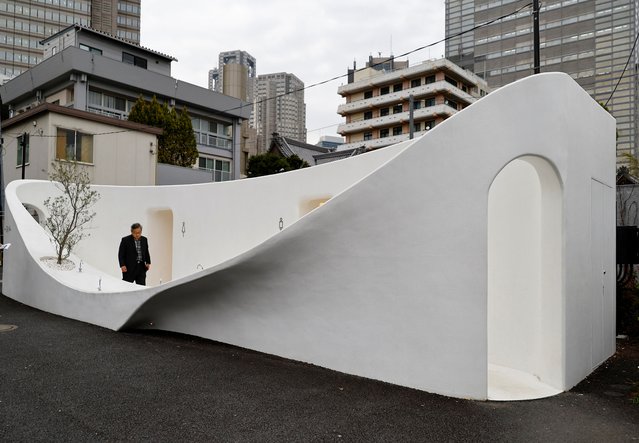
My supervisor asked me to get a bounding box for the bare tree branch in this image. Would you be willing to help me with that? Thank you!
[43,161,100,264]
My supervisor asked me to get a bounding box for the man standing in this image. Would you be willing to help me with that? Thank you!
[118,223,151,285]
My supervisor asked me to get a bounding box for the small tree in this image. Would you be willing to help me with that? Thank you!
[287,154,310,170]
[247,153,309,177]
[128,96,198,167]
[43,161,100,264]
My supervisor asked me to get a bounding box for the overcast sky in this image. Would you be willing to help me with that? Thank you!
[141,1,446,144]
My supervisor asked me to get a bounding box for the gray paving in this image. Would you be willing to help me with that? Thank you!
[0,292,638,442]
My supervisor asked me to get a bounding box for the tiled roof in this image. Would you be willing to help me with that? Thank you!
[41,24,177,61]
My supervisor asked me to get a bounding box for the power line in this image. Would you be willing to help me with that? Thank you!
[220,2,534,116]
[604,29,639,107]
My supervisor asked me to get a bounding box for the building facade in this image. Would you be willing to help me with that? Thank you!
[208,50,256,103]
[1,103,161,185]
[0,25,250,184]
[336,57,489,152]
[316,135,344,149]
[0,0,140,78]
[254,72,306,153]
[445,0,638,159]
[208,50,258,176]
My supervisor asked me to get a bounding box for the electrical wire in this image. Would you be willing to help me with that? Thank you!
[604,29,639,107]
[219,2,534,115]
[4,3,530,144]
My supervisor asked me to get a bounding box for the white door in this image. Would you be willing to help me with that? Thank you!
[590,178,615,368]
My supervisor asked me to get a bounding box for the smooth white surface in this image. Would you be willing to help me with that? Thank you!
[488,156,564,394]
[2,73,616,400]
[488,364,562,401]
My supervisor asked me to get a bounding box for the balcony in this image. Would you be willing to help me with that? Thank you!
[336,130,431,151]
[338,57,488,94]
[337,104,454,135]
[337,81,475,116]
[196,132,233,150]
[87,106,127,120]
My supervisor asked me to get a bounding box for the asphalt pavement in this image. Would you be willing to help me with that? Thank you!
[0,292,638,442]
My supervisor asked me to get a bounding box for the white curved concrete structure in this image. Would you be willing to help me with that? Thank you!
[2,73,616,400]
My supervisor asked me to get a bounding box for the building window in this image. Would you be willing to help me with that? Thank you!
[380,86,390,95]
[445,75,458,87]
[16,133,29,166]
[393,83,403,92]
[380,128,389,138]
[413,100,422,110]
[56,128,94,163]
[413,122,421,132]
[199,157,231,182]
[364,111,373,120]
[79,43,102,55]
[392,126,402,136]
[364,132,373,141]
[411,78,421,88]
[118,1,141,14]
[393,104,403,114]
[88,89,134,119]
[425,75,436,84]
[364,90,373,99]
[445,99,459,110]
[122,52,147,69]
[424,120,435,130]
[425,97,436,107]
[380,107,389,117]
[192,117,233,149]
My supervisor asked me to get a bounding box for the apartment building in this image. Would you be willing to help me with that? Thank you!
[0,24,250,184]
[254,72,306,153]
[445,0,638,159]
[0,0,140,78]
[336,56,489,152]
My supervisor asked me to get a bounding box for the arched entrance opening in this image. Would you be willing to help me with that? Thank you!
[146,208,173,286]
[487,156,563,400]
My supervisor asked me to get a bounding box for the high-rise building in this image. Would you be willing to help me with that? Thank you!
[445,0,638,159]
[209,50,256,102]
[92,0,141,43]
[254,72,306,153]
[0,0,140,78]
[208,50,258,176]
[208,49,257,134]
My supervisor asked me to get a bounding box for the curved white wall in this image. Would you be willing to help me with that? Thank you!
[2,73,617,400]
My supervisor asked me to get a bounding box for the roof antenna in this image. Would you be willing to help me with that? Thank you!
[390,34,393,57]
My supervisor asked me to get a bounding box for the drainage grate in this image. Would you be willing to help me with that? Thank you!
[0,324,17,332]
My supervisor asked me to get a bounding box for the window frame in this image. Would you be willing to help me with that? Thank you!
[16,133,29,166]
[55,128,94,164]
[122,51,147,69]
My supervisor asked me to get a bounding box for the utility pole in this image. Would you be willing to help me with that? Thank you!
[533,0,540,74]
[20,132,28,180]
[409,94,415,139]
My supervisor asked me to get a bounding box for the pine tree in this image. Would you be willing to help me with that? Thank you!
[128,96,198,167]
[246,153,309,177]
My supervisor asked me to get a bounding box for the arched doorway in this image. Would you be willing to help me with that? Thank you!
[146,208,173,286]
[487,156,563,400]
